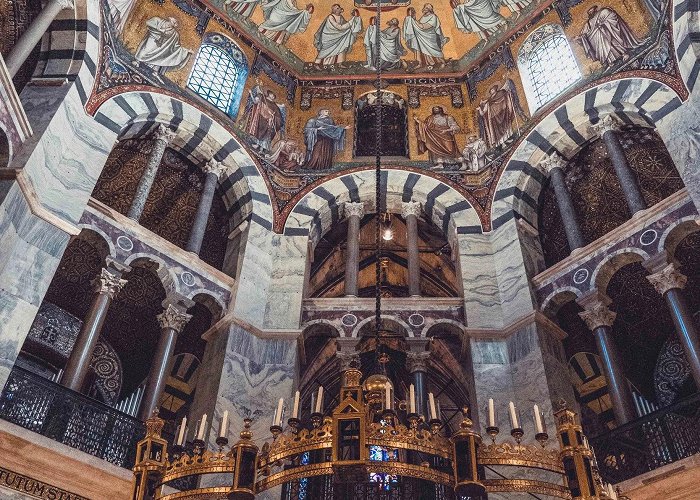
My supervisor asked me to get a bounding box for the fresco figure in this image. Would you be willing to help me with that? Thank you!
[403,4,449,68]
[451,0,507,43]
[266,139,305,170]
[364,16,377,69]
[414,106,461,163]
[304,109,348,170]
[575,5,644,68]
[314,4,363,68]
[243,84,286,152]
[134,17,192,75]
[109,0,137,34]
[476,78,525,149]
[258,0,313,45]
[224,0,260,18]
[461,135,487,171]
[364,17,407,70]
[501,0,533,18]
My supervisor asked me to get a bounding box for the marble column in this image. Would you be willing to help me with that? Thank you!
[402,201,422,297]
[540,153,585,251]
[62,264,128,392]
[138,302,192,421]
[407,341,430,419]
[127,125,176,221]
[344,202,364,297]
[5,0,73,77]
[593,115,647,215]
[186,158,228,255]
[644,259,700,388]
[577,292,636,425]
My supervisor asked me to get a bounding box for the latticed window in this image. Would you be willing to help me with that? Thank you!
[187,33,248,118]
[518,24,581,112]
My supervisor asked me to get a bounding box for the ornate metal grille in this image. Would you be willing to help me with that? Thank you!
[0,367,144,468]
[282,475,457,500]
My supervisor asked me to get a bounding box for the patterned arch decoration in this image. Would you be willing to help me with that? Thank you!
[91,90,274,230]
[673,0,700,91]
[654,336,691,406]
[491,77,684,231]
[283,169,482,248]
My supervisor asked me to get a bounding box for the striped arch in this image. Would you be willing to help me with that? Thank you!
[492,77,683,231]
[93,91,274,229]
[283,169,482,249]
[673,0,700,92]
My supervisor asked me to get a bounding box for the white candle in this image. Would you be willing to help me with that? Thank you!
[428,393,437,420]
[533,404,544,434]
[409,384,416,414]
[275,398,284,426]
[508,402,519,429]
[177,417,187,445]
[488,399,495,427]
[436,400,441,420]
[219,411,228,438]
[385,384,391,410]
[315,386,324,413]
[197,414,207,440]
[292,391,300,419]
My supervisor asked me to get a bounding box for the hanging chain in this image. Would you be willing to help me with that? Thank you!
[374,0,383,348]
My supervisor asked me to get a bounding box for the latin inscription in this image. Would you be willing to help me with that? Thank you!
[0,467,88,500]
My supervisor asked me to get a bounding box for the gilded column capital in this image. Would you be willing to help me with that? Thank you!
[154,124,177,144]
[344,201,365,219]
[406,351,431,373]
[578,301,617,330]
[204,158,229,178]
[401,200,422,219]
[97,268,127,298]
[157,304,192,333]
[592,114,622,136]
[646,263,687,295]
[539,152,567,174]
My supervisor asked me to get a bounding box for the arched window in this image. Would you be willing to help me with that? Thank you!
[187,33,248,118]
[518,24,581,112]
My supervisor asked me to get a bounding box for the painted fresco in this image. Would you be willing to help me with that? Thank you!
[95,0,680,221]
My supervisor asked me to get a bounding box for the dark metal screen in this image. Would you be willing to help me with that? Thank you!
[590,392,700,483]
[0,366,144,468]
[282,476,458,500]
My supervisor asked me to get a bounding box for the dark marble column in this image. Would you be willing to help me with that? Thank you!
[407,344,430,419]
[62,263,128,392]
[593,115,647,215]
[127,125,176,221]
[645,258,700,388]
[540,153,585,251]
[578,292,636,425]
[138,302,192,421]
[186,158,227,255]
[402,201,422,297]
[344,202,364,297]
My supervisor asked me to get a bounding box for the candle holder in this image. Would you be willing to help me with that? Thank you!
[310,412,323,429]
[192,438,205,455]
[287,417,301,434]
[510,427,524,445]
[429,418,442,435]
[170,443,184,460]
[535,432,548,448]
[215,436,229,452]
[270,424,283,440]
[407,413,420,431]
[485,425,499,444]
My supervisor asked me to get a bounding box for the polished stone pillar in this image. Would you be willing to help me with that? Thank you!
[645,259,700,388]
[407,347,430,419]
[593,115,647,215]
[402,201,422,297]
[186,158,228,254]
[344,202,364,297]
[138,302,192,421]
[62,264,128,392]
[540,153,585,251]
[127,125,176,221]
[5,0,73,77]
[577,292,636,425]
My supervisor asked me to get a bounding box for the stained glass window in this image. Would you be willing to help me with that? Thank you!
[518,24,581,112]
[187,33,248,118]
[369,445,398,491]
[298,451,310,499]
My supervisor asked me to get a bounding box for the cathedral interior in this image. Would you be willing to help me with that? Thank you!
[2,0,700,498]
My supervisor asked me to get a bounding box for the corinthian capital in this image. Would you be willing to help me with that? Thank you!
[56,0,74,10]
[204,158,229,179]
[646,263,687,295]
[154,124,177,144]
[157,304,192,333]
[344,202,365,219]
[407,351,431,373]
[539,152,567,174]
[578,301,617,330]
[401,201,422,219]
[97,268,127,298]
[592,114,621,136]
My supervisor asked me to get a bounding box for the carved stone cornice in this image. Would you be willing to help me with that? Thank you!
[96,268,127,298]
[344,201,365,219]
[154,124,177,144]
[157,304,192,333]
[406,351,431,373]
[539,152,567,174]
[401,201,422,219]
[204,158,229,179]
[646,263,687,295]
[592,114,621,136]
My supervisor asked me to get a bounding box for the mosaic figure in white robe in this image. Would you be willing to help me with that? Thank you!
[258,0,313,45]
[364,17,407,70]
[224,0,260,18]
[403,4,449,68]
[314,4,363,67]
[452,0,507,42]
[134,17,192,74]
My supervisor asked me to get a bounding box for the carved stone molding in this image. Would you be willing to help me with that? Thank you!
[344,201,365,219]
[401,201,422,219]
[96,268,127,298]
[204,158,229,178]
[157,303,192,333]
[646,263,687,295]
[539,152,567,174]
[591,114,621,136]
[406,351,431,373]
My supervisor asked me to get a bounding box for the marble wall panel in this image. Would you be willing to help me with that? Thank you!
[457,233,504,329]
